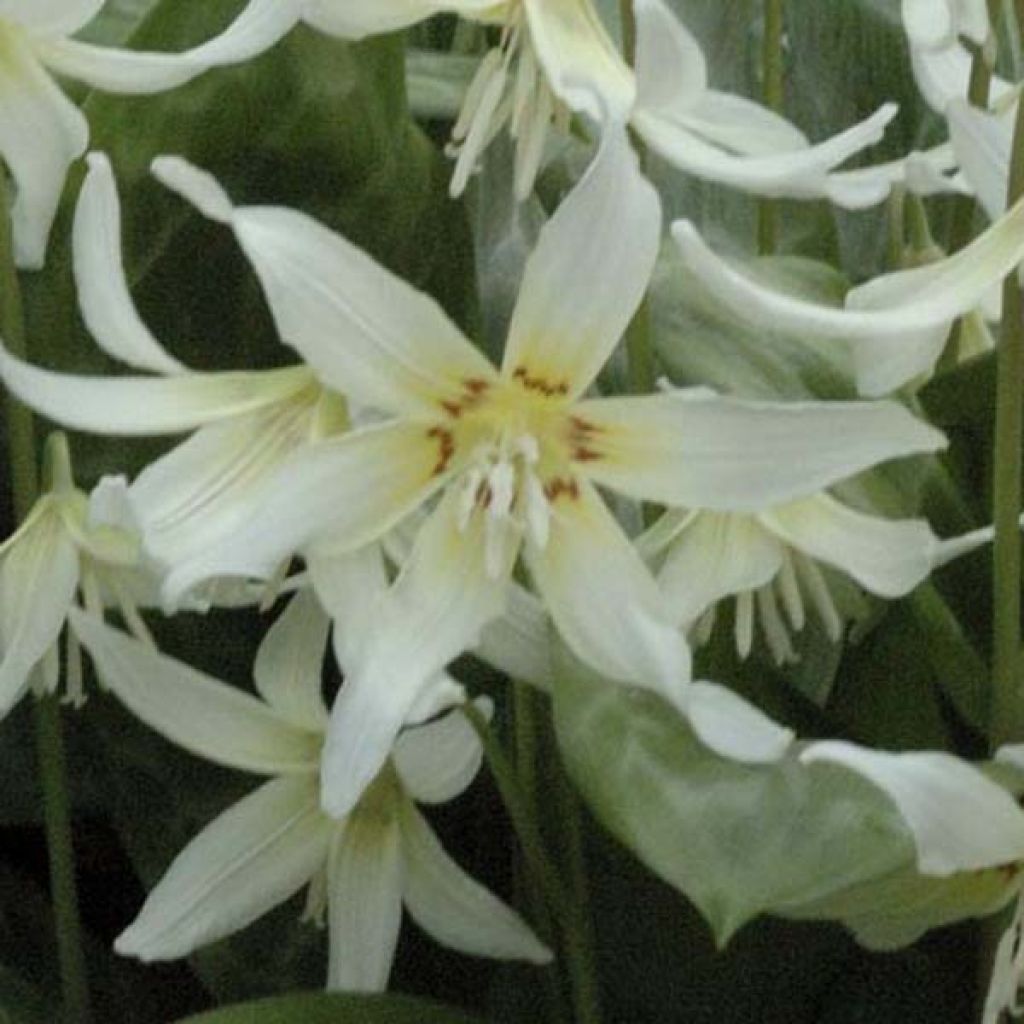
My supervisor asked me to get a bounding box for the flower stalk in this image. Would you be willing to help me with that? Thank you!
[990,79,1024,747]
[0,170,91,1023]
[758,0,785,254]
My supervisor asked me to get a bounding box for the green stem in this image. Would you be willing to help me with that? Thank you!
[0,175,91,1023]
[990,94,1024,747]
[551,764,603,1024]
[618,0,636,65]
[757,0,785,254]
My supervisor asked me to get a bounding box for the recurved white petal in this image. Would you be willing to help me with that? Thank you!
[160,420,452,604]
[129,390,320,572]
[178,0,303,65]
[320,491,507,819]
[305,0,500,40]
[0,509,78,717]
[525,477,692,703]
[393,699,489,805]
[70,610,322,774]
[34,38,201,94]
[633,0,707,112]
[116,774,330,960]
[400,802,552,962]
[72,153,185,375]
[686,681,794,763]
[759,494,938,598]
[670,217,1024,395]
[152,155,498,420]
[948,97,1013,221]
[327,815,403,992]
[902,0,955,49]
[0,346,309,434]
[523,0,635,120]
[502,127,660,399]
[634,91,897,207]
[574,390,945,511]
[253,589,330,732]
[0,0,103,37]
[802,741,1024,875]
[656,512,783,627]
[0,33,87,268]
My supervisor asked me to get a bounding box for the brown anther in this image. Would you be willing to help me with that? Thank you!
[427,426,456,476]
[512,365,570,398]
[571,447,602,463]
[543,477,581,503]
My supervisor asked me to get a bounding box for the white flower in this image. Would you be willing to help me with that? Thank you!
[201,0,909,207]
[0,0,267,268]
[70,593,551,989]
[670,202,1024,396]
[0,433,149,718]
[62,124,949,821]
[0,152,340,599]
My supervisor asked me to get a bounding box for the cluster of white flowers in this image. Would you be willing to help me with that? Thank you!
[4,0,1024,1017]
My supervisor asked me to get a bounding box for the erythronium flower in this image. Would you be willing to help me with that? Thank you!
[0,152,342,597]
[670,198,1024,397]
[70,595,551,987]
[947,95,1019,223]
[639,500,995,665]
[135,127,946,817]
[202,0,908,206]
[0,0,273,268]
[0,432,152,719]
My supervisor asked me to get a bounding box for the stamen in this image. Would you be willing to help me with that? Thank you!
[64,626,86,708]
[776,548,805,631]
[734,589,754,659]
[756,585,797,665]
[793,552,842,641]
[692,605,717,647]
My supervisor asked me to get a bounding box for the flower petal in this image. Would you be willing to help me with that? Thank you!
[501,127,660,399]
[253,589,330,732]
[0,510,77,717]
[320,491,507,819]
[305,0,500,40]
[0,36,87,268]
[400,802,552,962]
[633,0,707,112]
[474,582,553,690]
[151,155,498,420]
[525,477,692,702]
[573,390,945,511]
[670,219,970,396]
[758,494,938,598]
[129,390,319,572]
[948,97,1013,221]
[72,153,185,374]
[327,815,403,992]
[522,0,635,120]
[69,610,322,774]
[34,38,202,94]
[0,344,309,434]
[116,774,329,960]
[160,419,452,605]
[393,699,489,805]
[801,741,1024,875]
[686,680,794,763]
[902,0,955,50]
[178,0,303,65]
[0,0,103,37]
[656,512,783,626]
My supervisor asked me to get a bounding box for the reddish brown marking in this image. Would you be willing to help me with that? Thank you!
[572,447,602,463]
[568,415,604,435]
[512,365,570,398]
[998,862,1022,882]
[544,477,581,503]
[440,377,492,419]
[427,426,456,476]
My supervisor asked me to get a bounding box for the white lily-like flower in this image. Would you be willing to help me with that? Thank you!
[70,593,551,989]
[670,199,1024,396]
[640,498,994,665]
[102,125,951,820]
[947,95,1020,223]
[0,0,275,268]
[0,152,345,596]
[201,0,905,206]
[0,432,152,718]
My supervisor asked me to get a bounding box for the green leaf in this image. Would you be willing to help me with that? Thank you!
[550,646,917,945]
[175,992,487,1024]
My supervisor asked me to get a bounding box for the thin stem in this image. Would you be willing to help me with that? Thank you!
[758,0,785,254]
[618,0,636,65]
[0,174,91,1023]
[551,763,603,1024]
[990,94,1024,747]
